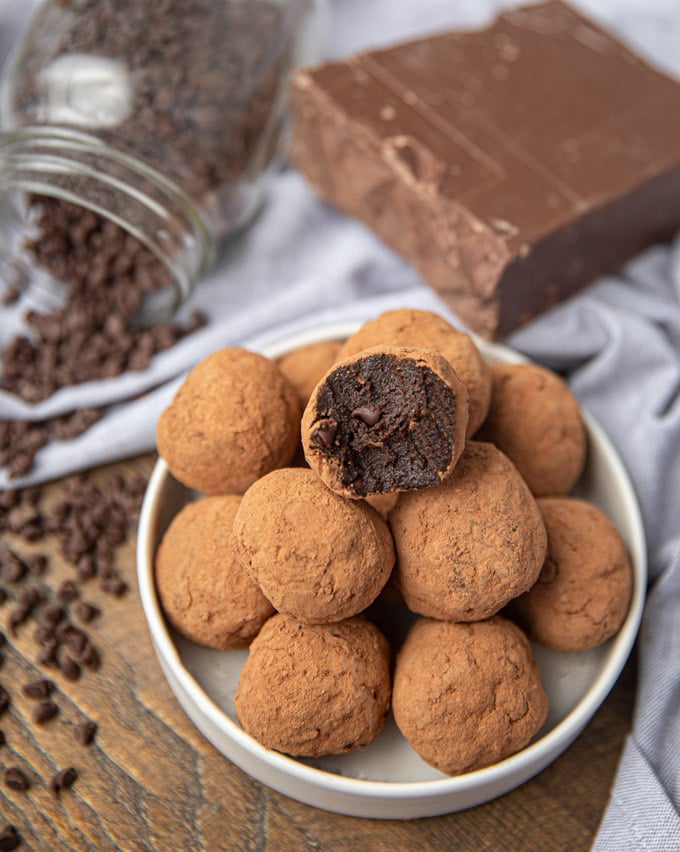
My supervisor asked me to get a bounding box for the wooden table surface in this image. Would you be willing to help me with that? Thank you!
[0,454,636,852]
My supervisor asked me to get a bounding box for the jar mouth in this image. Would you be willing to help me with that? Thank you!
[0,125,214,323]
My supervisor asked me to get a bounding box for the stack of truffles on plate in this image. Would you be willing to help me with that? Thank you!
[154,309,633,776]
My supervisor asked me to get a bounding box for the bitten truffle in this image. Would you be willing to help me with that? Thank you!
[235,613,391,757]
[156,348,300,495]
[278,339,343,408]
[232,468,394,623]
[392,617,547,775]
[479,362,587,496]
[301,345,469,498]
[389,441,547,621]
[511,497,633,651]
[338,309,492,436]
[155,495,274,649]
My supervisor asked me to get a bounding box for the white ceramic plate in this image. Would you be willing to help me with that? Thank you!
[136,321,646,819]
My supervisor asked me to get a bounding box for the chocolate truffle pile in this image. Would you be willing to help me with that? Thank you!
[154,308,633,775]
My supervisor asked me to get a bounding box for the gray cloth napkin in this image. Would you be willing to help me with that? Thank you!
[1,0,680,845]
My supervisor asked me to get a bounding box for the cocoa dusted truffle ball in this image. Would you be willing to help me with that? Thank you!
[235,613,391,757]
[155,495,274,650]
[393,617,547,775]
[338,309,491,436]
[232,468,394,623]
[511,497,633,651]
[301,345,469,499]
[479,362,587,496]
[278,339,343,408]
[389,441,547,621]
[156,348,300,495]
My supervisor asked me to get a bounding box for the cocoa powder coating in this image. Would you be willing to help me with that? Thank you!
[156,347,300,494]
[392,616,547,775]
[511,497,633,651]
[232,468,394,623]
[389,441,547,621]
[479,362,587,496]
[277,339,343,409]
[155,495,274,650]
[338,309,492,436]
[235,613,391,757]
[301,345,469,498]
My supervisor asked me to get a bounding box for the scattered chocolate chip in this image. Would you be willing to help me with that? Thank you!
[101,576,128,597]
[25,554,47,575]
[0,550,25,583]
[60,658,81,682]
[8,605,31,635]
[74,601,100,623]
[4,768,29,792]
[79,643,101,671]
[74,719,97,746]
[0,824,21,852]
[65,627,88,655]
[76,555,96,582]
[0,686,10,715]
[49,766,78,797]
[32,699,58,725]
[33,623,55,645]
[0,730,5,747]
[22,679,55,699]
[43,605,65,627]
[36,642,59,669]
[18,586,42,609]
[57,580,79,603]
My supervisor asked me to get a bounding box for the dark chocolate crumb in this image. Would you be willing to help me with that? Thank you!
[74,719,97,746]
[79,643,101,671]
[22,679,55,699]
[43,604,65,627]
[32,699,58,725]
[9,605,31,635]
[4,767,29,791]
[36,642,59,669]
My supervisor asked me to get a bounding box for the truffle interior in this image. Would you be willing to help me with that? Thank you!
[309,352,456,495]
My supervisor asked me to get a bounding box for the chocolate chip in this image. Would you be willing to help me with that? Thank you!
[32,700,58,725]
[26,554,47,575]
[22,679,55,699]
[314,422,337,448]
[76,555,96,582]
[8,606,31,636]
[0,824,21,851]
[4,768,29,791]
[74,719,97,746]
[43,605,65,627]
[18,586,42,609]
[79,643,101,671]
[60,658,81,682]
[57,580,79,602]
[36,642,59,669]
[0,686,9,715]
[351,406,382,426]
[49,766,77,797]
[74,601,100,623]
[0,730,5,747]
[0,550,25,583]
[65,627,88,655]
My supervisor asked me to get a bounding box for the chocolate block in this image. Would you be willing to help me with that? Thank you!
[290,1,680,338]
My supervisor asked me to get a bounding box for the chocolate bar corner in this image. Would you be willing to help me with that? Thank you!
[289,1,680,338]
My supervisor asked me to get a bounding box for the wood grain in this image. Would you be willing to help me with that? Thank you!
[0,454,636,851]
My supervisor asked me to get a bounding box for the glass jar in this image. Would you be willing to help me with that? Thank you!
[0,0,325,324]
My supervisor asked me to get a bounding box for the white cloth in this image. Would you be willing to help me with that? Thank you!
[1,1,680,846]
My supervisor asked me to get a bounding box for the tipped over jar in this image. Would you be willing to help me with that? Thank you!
[0,0,324,325]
